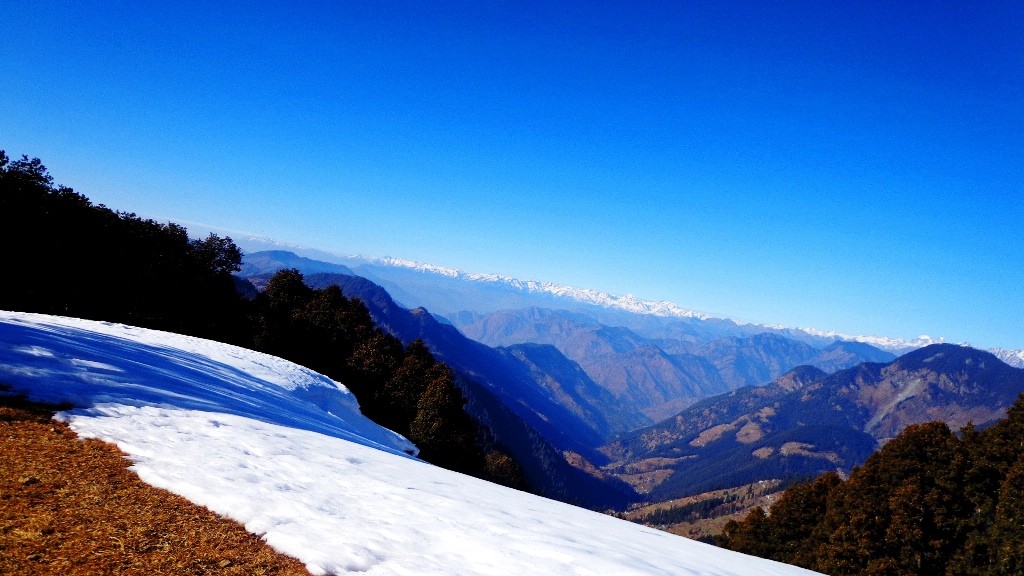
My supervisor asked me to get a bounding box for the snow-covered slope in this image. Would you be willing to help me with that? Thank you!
[0,310,819,576]
[0,311,414,457]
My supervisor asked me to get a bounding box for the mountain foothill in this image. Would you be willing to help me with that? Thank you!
[5,150,1024,574]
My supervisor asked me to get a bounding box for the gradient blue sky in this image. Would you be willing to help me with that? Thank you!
[3,1,1022,348]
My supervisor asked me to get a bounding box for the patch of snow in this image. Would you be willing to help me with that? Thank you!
[66,406,816,576]
[0,310,820,576]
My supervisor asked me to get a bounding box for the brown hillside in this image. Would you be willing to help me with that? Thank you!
[0,393,310,575]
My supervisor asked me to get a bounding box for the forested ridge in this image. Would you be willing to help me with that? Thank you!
[0,150,523,488]
[716,396,1024,575]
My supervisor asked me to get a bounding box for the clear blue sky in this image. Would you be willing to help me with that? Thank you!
[2,1,1022,349]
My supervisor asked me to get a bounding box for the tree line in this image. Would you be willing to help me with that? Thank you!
[0,152,247,341]
[715,395,1024,575]
[0,150,524,488]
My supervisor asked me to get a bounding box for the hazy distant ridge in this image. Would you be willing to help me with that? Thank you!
[244,246,1020,357]
[367,256,713,320]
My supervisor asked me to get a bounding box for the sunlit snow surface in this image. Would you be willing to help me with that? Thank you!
[0,311,819,576]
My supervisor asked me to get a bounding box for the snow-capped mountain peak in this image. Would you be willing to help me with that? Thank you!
[992,348,1024,369]
[354,255,980,353]
[794,327,949,354]
[374,256,464,279]
[358,256,713,320]
[238,246,1022,360]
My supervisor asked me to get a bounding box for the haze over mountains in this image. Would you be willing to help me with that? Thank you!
[241,247,1019,360]
[241,249,1024,512]
[242,250,903,427]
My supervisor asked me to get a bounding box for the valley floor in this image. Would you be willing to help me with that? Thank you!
[0,394,310,576]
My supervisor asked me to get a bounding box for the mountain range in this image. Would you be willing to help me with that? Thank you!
[600,344,1024,500]
[294,272,637,509]
[242,253,899,434]
[240,247,1021,359]
[241,250,1024,511]
[451,308,896,423]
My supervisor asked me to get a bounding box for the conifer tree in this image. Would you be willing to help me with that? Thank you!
[990,455,1024,573]
[717,507,774,560]
[410,362,482,473]
[768,471,840,568]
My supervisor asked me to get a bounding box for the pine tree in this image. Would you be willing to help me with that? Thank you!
[346,331,405,403]
[717,507,774,559]
[768,472,841,568]
[409,362,482,473]
[824,422,961,574]
[990,455,1024,573]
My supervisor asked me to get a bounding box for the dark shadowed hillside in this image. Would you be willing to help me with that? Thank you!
[299,273,638,510]
[499,343,649,435]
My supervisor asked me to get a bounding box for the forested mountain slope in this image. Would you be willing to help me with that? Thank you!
[717,394,1024,575]
[602,345,1024,500]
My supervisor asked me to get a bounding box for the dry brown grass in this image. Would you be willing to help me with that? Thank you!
[0,393,310,575]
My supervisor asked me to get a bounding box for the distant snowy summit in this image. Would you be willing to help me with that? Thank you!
[237,238,1024,364]
[792,327,949,355]
[369,257,1023,360]
[367,256,712,320]
[354,256,969,353]
[993,348,1024,369]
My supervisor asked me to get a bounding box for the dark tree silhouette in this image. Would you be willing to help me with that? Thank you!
[0,150,247,342]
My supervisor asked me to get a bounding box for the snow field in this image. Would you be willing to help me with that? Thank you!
[0,311,820,576]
